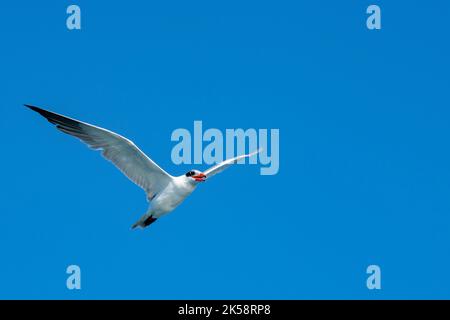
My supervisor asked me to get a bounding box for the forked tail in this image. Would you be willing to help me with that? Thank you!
[131,210,158,229]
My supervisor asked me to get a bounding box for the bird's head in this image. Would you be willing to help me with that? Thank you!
[185,170,206,183]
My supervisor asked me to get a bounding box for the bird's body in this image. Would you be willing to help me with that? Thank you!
[131,175,198,228]
[150,175,197,217]
[26,104,260,229]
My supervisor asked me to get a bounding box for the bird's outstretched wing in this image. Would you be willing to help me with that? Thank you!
[26,105,173,200]
[203,149,261,179]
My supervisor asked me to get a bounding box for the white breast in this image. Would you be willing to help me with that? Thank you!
[150,176,197,217]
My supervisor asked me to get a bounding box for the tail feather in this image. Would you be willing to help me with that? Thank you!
[131,211,157,229]
[131,220,142,230]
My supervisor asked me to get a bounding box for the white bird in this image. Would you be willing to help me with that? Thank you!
[26,105,260,229]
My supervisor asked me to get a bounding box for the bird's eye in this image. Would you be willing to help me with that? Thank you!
[186,171,195,177]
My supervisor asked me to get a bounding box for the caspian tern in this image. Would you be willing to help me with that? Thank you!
[26,105,260,229]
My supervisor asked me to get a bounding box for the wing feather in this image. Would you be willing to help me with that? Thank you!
[203,149,261,179]
[26,105,173,199]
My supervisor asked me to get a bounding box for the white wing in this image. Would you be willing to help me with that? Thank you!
[203,149,261,179]
[26,105,173,200]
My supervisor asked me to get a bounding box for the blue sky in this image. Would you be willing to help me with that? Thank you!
[1,1,449,299]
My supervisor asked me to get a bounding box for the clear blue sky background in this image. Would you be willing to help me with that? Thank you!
[0,1,449,299]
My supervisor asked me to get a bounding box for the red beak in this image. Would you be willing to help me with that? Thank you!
[192,173,206,182]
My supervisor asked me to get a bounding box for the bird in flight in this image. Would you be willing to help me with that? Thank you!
[26,105,260,229]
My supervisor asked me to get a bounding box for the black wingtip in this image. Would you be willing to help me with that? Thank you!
[24,104,42,113]
[24,104,56,120]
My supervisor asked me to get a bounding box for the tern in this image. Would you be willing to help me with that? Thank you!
[26,105,260,229]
